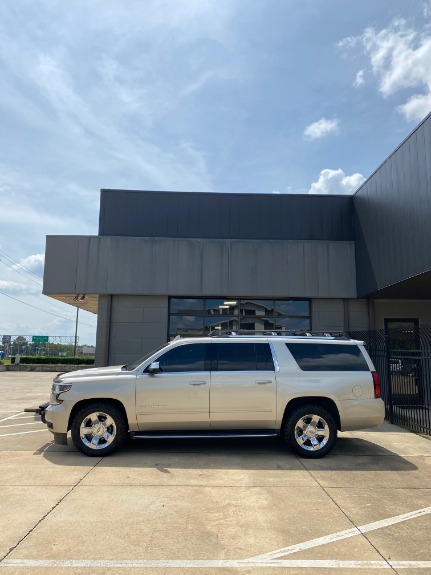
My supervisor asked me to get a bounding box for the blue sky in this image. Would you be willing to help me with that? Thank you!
[1,0,431,344]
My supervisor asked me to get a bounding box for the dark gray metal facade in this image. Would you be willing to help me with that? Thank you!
[99,190,354,241]
[43,235,357,299]
[354,113,431,297]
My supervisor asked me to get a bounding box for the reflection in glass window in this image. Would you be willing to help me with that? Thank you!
[156,343,209,372]
[240,318,275,331]
[240,300,273,316]
[204,316,239,333]
[206,299,238,316]
[275,300,309,317]
[170,298,204,314]
[286,343,369,371]
[168,297,311,338]
[274,317,310,331]
[169,316,204,337]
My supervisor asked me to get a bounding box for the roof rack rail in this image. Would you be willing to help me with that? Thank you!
[207,329,350,339]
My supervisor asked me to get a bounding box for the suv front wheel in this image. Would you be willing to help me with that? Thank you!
[283,404,337,458]
[71,402,128,456]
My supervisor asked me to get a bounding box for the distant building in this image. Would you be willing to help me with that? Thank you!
[82,345,96,356]
[43,113,431,366]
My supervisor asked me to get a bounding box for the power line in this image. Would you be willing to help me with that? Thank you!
[0,270,91,319]
[0,258,43,286]
[0,249,43,282]
[0,257,94,317]
[0,292,97,328]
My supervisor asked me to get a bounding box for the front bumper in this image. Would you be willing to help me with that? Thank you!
[44,402,72,435]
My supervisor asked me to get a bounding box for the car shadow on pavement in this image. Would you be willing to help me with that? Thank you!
[42,435,418,471]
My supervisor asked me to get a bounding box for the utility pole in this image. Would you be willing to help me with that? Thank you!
[73,306,79,357]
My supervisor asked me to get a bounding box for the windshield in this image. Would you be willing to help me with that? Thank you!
[123,343,170,371]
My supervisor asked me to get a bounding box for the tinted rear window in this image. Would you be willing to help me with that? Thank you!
[285,343,369,371]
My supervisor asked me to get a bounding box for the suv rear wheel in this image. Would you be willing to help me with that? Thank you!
[71,402,127,456]
[283,404,337,458]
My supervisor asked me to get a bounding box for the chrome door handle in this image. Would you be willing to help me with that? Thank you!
[189,381,207,386]
[255,380,272,385]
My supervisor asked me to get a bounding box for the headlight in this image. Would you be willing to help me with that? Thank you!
[50,382,72,404]
[52,383,72,394]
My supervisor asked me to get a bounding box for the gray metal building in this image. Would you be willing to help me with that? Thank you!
[43,113,431,366]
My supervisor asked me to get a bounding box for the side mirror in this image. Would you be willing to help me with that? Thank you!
[147,361,161,374]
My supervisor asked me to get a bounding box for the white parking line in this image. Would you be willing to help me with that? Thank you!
[10,415,40,420]
[0,412,25,423]
[246,505,431,561]
[0,422,42,428]
[1,506,431,569]
[0,429,47,437]
[1,559,431,569]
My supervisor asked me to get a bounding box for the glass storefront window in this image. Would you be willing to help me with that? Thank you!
[240,318,275,331]
[274,317,310,331]
[240,300,273,316]
[168,298,311,337]
[275,300,310,317]
[204,316,239,333]
[170,298,204,314]
[206,299,239,316]
[169,316,204,337]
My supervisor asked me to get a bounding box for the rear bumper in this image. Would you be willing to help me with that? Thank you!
[340,398,385,431]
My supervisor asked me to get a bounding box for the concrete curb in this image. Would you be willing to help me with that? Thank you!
[0,364,92,372]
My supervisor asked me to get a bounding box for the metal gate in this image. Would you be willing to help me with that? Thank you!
[348,325,431,435]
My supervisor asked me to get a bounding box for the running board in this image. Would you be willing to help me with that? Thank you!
[131,430,278,440]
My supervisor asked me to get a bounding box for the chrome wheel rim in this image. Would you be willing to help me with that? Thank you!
[294,413,330,451]
[79,411,116,450]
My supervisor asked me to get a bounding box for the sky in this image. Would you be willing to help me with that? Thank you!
[1,0,431,346]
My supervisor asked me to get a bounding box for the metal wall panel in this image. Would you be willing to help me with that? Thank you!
[44,235,357,298]
[98,190,354,241]
[354,113,431,296]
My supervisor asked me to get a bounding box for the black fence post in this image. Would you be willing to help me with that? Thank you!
[383,332,394,424]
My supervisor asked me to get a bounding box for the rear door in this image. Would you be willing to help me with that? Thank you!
[210,341,277,429]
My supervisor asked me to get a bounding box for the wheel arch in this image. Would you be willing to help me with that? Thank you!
[68,398,129,431]
[281,396,341,431]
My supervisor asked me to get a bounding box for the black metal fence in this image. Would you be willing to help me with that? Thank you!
[348,325,431,435]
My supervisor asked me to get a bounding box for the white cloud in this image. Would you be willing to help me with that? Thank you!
[19,253,44,269]
[304,118,339,140]
[337,36,361,51]
[0,280,27,292]
[354,69,365,87]
[398,92,431,122]
[18,254,45,276]
[339,19,431,122]
[309,169,365,195]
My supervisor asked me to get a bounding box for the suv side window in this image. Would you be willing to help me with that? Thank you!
[155,343,210,373]
[285,343,369,371]
[214,343,274,371]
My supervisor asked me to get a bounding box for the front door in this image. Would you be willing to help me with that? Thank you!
[136,342,211,430]
[210,341,277,429]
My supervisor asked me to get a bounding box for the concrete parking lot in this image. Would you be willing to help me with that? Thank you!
[1,372,431,575]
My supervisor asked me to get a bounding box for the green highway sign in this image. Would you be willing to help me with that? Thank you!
[32,336,49,343]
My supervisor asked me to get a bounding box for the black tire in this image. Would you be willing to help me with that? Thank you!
[283,404,337,459]
[71,402,128,457]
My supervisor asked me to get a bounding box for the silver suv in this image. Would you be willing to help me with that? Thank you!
[43,333,385,458]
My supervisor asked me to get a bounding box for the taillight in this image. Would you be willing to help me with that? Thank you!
[372,372,381,398]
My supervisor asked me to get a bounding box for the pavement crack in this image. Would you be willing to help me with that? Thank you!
[297,457,400,574]
[0,456,104,563]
